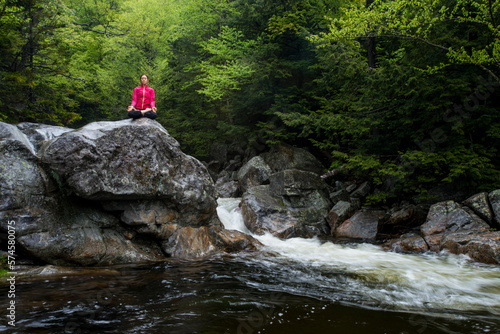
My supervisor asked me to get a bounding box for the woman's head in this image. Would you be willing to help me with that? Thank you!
[140,74,149,85]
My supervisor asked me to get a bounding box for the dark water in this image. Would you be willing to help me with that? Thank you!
[0,257,498,334]
[1,199,499,333]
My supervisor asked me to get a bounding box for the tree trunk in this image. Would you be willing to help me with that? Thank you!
[366,0,376,69]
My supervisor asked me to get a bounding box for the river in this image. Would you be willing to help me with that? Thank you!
[1,198,500,333]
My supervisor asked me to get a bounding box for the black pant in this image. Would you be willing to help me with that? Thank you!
[128,109,158,120]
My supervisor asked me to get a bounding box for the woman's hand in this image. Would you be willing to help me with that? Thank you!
[152,107,157,113]
[127,106,134,112]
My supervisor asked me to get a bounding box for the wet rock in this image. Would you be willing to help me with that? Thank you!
[424,234,443,253]
[238,147,330,239]
[0,195,166,266]
[384,233,429,253]
[420,201,489,236]
[237,156,272,193]
[13,265,121,279]
[336,209,385,240]
[241,185,330,239]
[440,231,500,265]
[161,225,259,258]
[16,122,73,151]
[386,204,427,227]
[327,201,357,234]
[463,192,493,223]
[420,200,490,253]
[215,179,240,198]
[1,119,258,266]
[0,122,48,212]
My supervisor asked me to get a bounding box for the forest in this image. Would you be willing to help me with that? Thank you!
[1,0,500,204]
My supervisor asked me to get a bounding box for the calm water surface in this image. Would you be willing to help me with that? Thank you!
[1,198,499,334]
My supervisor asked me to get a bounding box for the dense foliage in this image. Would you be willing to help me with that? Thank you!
[1,0,499,203]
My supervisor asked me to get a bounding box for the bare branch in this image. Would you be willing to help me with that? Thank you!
[72,22,125,36]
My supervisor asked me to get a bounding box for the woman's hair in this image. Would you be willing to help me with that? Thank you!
[140,74,149,80]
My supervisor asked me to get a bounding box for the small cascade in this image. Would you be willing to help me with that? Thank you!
[217,198,500,316]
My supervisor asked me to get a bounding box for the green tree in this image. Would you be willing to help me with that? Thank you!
[280,0,500,203]
[0,0,80,124]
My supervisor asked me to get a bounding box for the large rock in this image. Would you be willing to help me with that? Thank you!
[327,200,357,234]
[161,225,258,258]
[440,231,500,265]
[241,184,331,239]
[463,192,493,223]
[40,119,217,224]
[269,169,326,197]
[419,200,492,257]
[489,190,500,225]
[0,120,258,266]
[260,143,324,174]
[239,145,330,239]
[237,156,272,193]
[420,201,490,245]
[384,233,429,253]
[335,209,385,240]
[378,203,428,238]
[0,122,46,212]
[40,119,215,204]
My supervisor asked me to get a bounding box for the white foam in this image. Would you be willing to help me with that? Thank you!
[217,198,500,314]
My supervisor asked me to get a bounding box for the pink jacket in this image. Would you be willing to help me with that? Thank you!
[131,84,155,110]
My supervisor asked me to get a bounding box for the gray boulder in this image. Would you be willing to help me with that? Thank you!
[0,120,258,265]
[329,189,350,204]
[420,201,490,240]
[463,192,493,223]
[215,179,240,198]
[419,200,492,256]
[241,183,331,239]
[40,119,215,210]
[237,156,272,193]
[239,145,330,239]
[350,181,371,199]
[0,122,46,212]
[260,143,324,174]
[269,169,326,197]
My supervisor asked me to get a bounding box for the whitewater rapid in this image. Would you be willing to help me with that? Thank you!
[216,198,500,317]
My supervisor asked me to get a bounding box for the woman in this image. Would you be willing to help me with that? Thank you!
[127,74,158,119]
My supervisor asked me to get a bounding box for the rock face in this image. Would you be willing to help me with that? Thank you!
[240,145,331,239]
[0,119,257,266]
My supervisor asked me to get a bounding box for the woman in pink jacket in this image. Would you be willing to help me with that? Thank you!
[127,74,158,119]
